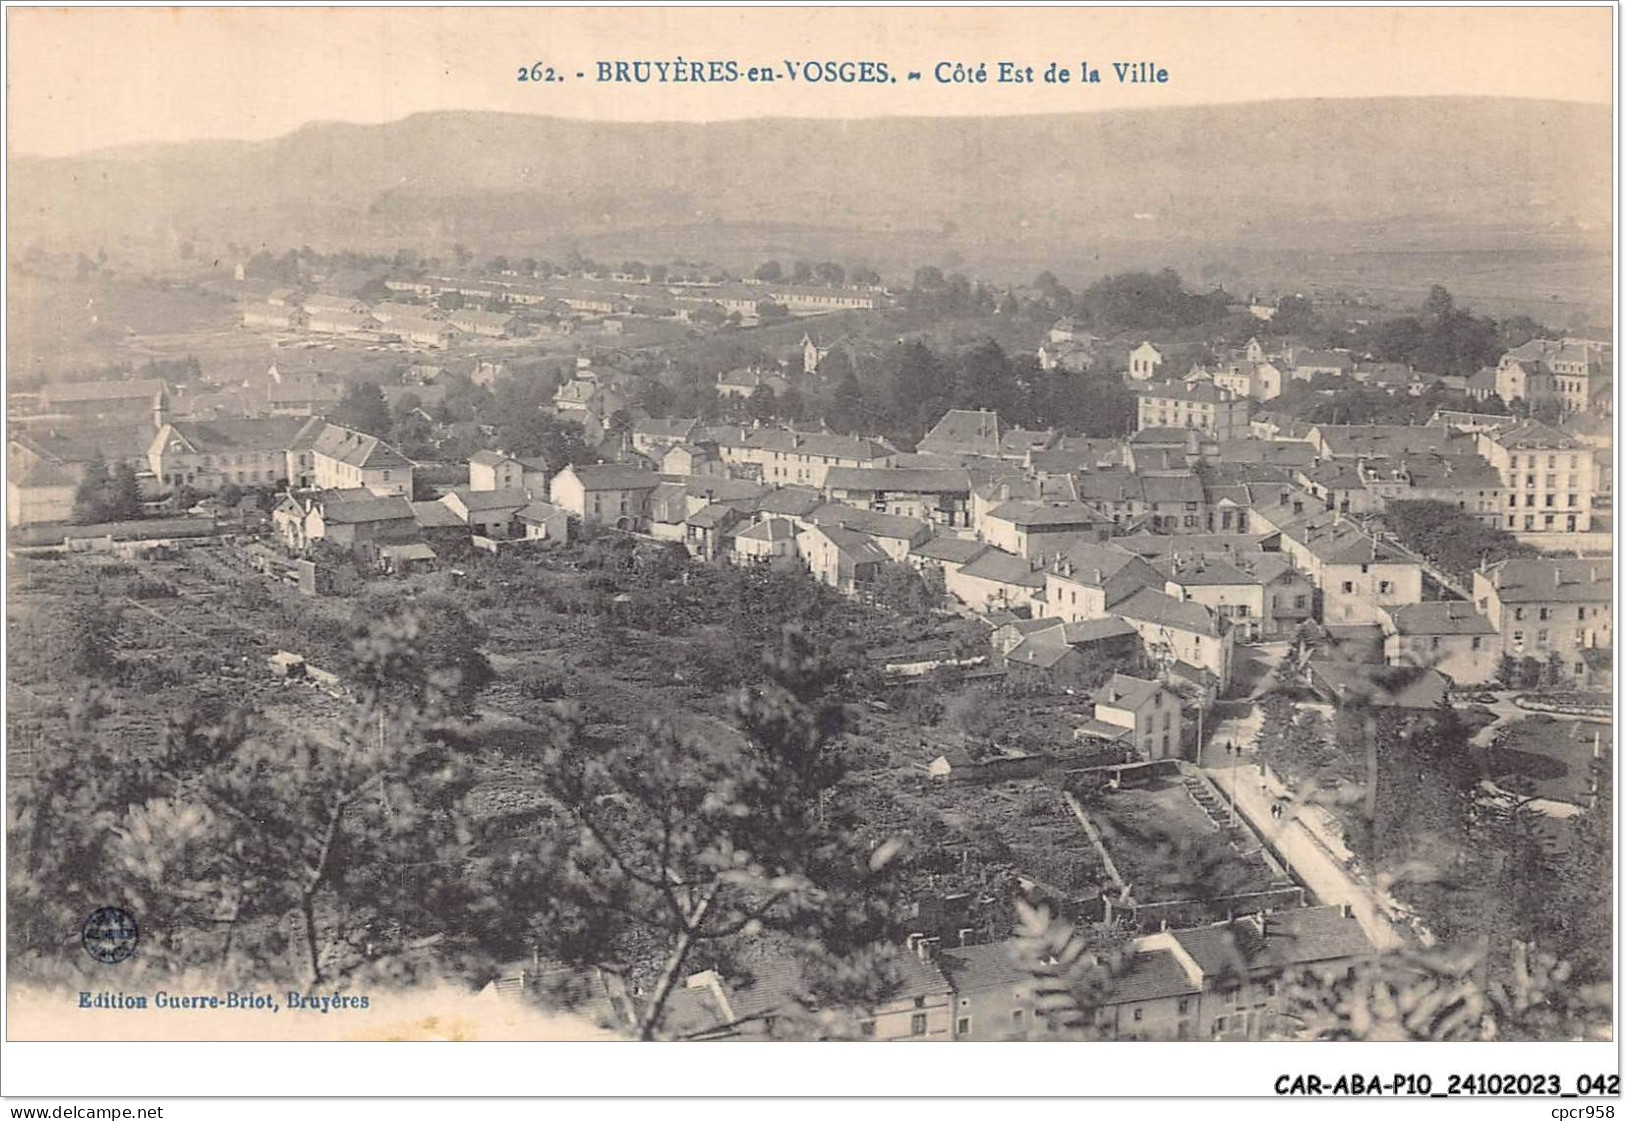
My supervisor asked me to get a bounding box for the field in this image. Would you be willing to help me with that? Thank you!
[1087,777,1281,905]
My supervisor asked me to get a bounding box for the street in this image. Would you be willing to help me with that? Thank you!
[1205,758,1406,951]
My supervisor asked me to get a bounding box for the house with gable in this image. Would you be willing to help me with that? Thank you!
[287,420,415,497]
[1036,542,1162,625]
[797,524,890,595]
[1077,673,1182,759]
[549,463,662,531]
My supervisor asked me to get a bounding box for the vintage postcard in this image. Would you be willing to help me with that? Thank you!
[3,2,1617,1102]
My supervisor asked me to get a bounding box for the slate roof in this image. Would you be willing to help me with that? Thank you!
[315,489,414,524]
[1114,533,1268,558]
[911,535,991,565]
[1313,425,1465,459]
[411,500,466,529]
[1383,601,1496,636]
[633,417,701,442]
[1095,673,1162,711]
[1481,557,1613,603]
[1130,426,1197,445]
[12,423,159,465]
[1154,555,1259,587]
[805,524,890,565]
[515,501,567,523]
[685,502,743,529]
[1216,440,1317,468]
[11,458,78,487]
[936,941,1030,995]
[1000,427,1058,455]
[686,477,769,504]
[1105,949,1202,1006]
[1282,512,1418,567]
[1045,541,1149,588]
[1174,907,1375,977]
[1139,475,1204,504]
[755,486,825,517]
[1061,617,1139,644]
[306,423,413,470]
[1489,419,1583,451]
[1114,588,1224,637]
[808,503,929,543]
[1391,453,1502,492]
[566,463,662,491]
[956,547,1047,589]
[823,467,972,494]
[1308,660,1448,710]
[728,950,951,1025]
[734,518,799,543]
[1006,628,1075,669]
[745,429,892,460]
[918,409,1003,457]
[984,500,1104,528]
[1074,473,1146,505]
[445,486,528,513]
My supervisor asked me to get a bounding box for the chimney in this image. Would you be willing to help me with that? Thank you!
[1340,903,1353,919]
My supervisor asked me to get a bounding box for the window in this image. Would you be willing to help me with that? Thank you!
[1294,595,1307,610]
[1378,581,1392,595]
[1537,630,1549,646]
[1578,607,1587,621]
[913,996,926,1009]
[1539,608,1551,621]
[1514,608,1525,621]
[1471,637,1482,651]
[957,1017,971,1037]
[1569,494,1579,507]
[1177,999,1190,1015]
[1341,581,1355,594]
[910,1013,927,1036]
[1132,1008,1144,1022]
[860,1021,875,1038]
[1513,631,1524,645]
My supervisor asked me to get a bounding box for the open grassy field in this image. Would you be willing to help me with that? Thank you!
[1489,714,1607,806]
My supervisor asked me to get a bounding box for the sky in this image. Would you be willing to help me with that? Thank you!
[6,6,1614,158]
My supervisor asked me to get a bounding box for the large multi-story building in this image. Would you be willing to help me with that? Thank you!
[1475,420,1597,533]
[147,417,309,492]
[1493,338,1611,414]
[1259,506,1424,626]
[1472,556,1613,670]
[1378,601,1499,686]
[1136,382,1249,441]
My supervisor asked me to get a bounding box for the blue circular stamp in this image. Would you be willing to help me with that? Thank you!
[82,907,139,964]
